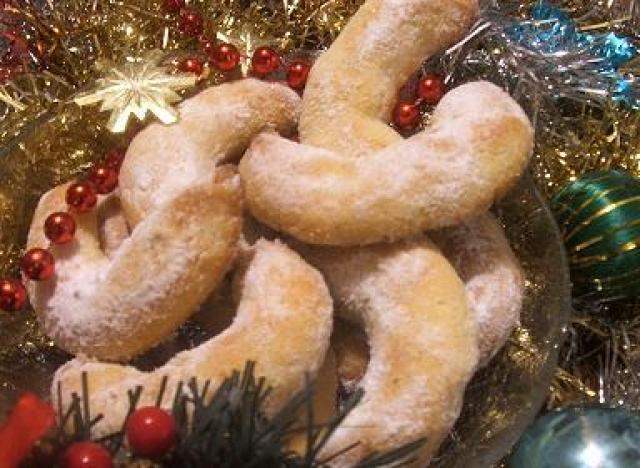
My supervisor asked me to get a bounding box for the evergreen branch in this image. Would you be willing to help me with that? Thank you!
[22,362,424,467]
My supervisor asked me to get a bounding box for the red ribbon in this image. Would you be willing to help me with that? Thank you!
[0,392,56,468]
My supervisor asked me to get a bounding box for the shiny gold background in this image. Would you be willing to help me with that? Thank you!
[0,0,639,465]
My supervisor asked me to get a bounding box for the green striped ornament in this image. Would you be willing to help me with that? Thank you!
[551,170,640,301]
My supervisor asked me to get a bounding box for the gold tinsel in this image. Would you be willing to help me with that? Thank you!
[1,0,640,460]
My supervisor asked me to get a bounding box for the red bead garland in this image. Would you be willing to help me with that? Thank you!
[210,43,240,72]
[163,0,184,13]
[0,279,26,312]
[417,73,446,105]
[87,165,119,194]
[126,407,176,458]
[178,57,204,75]
[66,182,97,214]
[21,248,55,281]
[44,212,76,245]
[287,60,311,90]
[61,442,113,468]
[392,100,421,129]
[251,47,280,76]
[0,146,125,308]
[104,149,125,171]
[179,9,204,37]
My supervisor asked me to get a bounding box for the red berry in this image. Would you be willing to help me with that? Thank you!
[87,165,118,194]
[126,407,176,458]
[0,279,26,312]
[287,60,311,90]
[163,0,184,13]
[392,100,421,129]
[178,57,203,75]
[251,46,280,76]
[61,441,113,468]
[104,149,125,171]
[22,248,55,281]
[210,42,240,72]
[179,9,203,37]
[66,182,97,213]
[417,73,446,105]
[44,212,76,245]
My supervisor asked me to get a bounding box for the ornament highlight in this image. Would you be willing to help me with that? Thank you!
[21,248,55,281]
[287,60,311,90]
[73,52,198,133]
[87,165,119,194]
[418,74,446,105]
[62,442,113,468]
[210,42,241,72]
[126,406,176,458]
[510,407,640,468]
[66,182,97,214]
[44,212,77,245]
[179,9,204,37]
[251,47,281,76]
[0,279,26,312]
[551,170,640,301]
[178,57,204,75]
[104,149,125,171]
[392,101,420,129]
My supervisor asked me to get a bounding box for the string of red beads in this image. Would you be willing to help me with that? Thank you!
[392,73,446,130]
[0,150,125,313]
[163,1,312,91]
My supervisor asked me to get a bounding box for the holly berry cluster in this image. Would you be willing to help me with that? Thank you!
[0,149,126,314]
[165,0,311,91]
[61,406,176,468]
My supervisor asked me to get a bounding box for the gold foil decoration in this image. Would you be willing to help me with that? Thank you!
[73,52,197,133]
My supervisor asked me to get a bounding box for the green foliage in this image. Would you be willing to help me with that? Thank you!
[23,362,424,467]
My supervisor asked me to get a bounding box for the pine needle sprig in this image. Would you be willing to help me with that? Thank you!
[23,361,424,467]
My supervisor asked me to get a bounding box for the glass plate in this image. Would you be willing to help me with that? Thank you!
[0,171,571,467]
[434,172,572,467]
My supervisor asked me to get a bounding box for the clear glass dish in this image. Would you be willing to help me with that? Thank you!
[434,173,571,467]
[0,171,571,467]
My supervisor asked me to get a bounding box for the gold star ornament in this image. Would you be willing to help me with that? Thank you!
[74,52,198,133]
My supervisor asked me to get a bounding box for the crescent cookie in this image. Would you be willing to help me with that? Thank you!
[329,215,525,393]
[431,214,525,366]
[27,80,301,361]
[52,240,333,436]
[239,0,534,246]
[298,240,478,467]
[27,169,242,361]
[120,79,300,227]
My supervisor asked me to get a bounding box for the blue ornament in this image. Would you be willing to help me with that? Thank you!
[510,407,640,468]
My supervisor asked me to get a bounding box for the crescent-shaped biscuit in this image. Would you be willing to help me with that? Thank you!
[240,82,533,246]
[120,79,300,226]
[299,0,479,154]
[432,214,525,366]
[27,80,301,361]
[52,240,333,436]
[239,0,533,246]
[27,170,242,361]
[298,240,478,466]
[328,215,525,394]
